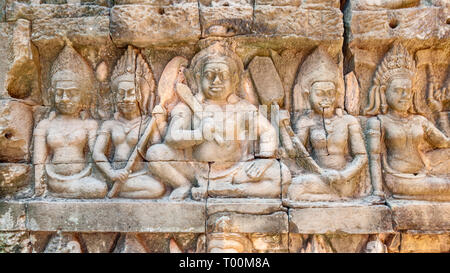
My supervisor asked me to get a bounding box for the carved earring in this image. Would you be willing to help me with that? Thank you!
[380,85,388,114]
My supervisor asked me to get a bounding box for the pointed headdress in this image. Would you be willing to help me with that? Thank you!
[293,47,344,114]
[364,43,416,115]
[111,45,156,114]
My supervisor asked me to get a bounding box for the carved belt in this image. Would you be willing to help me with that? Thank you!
[45,163,93,182]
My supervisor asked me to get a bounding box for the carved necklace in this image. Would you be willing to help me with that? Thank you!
[116,115,146,135]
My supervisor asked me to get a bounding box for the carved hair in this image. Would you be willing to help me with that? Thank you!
[111,45,156,114]
[189,42,244,95]
[364,43,417,116]
[293,47,344,114]
[50,44,95,111]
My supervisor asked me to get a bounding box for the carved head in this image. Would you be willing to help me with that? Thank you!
[364,43,416,116]
[111,46,155,116]
[50,45,94,116]
[293,47,343,116]
[190,42,244,101]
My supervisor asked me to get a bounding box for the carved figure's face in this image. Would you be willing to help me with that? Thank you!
[54,80,83,115]
[309,81,337,115]
[386,78,413,113]
[200,61,234,101]
[116,80,139,115]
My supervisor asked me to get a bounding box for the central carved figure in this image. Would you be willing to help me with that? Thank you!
[147,43,281,200]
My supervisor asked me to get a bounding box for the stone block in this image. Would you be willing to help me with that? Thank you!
[253,6,343,41]
[0,23,13,99]
[199,0,253,37]
[0,163,31,195]
[346,7,449,45]
[5,2,109,21]
[110,4,201,47]
[289,205,393,234]
[207,198,286,215]
[207,199,288,233]
[388,199,450,232]
[207,211,288,233]
[114,0,196,5]
[0,201,26,231]
[0,100,33,162]
[31,16,110,47]
[400,233,450,253]
[26,200,206,233]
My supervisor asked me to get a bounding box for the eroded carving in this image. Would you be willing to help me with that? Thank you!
[365,43,450,201]
[282,47,368,202]
[147,42,281,200]
[33,45,107,199]
[93,46,165,199]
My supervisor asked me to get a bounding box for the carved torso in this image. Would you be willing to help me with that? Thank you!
[38,117,97,175]
[379,114,428,174]
[100,116,149,169]
[192,98,254,163]
[295,113,366,170]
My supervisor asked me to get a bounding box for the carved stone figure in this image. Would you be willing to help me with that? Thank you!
[365,43,450,201]
[33,45,107,199]
[147,42,281,200]
[282,47,368,202]
[93,46,165,199]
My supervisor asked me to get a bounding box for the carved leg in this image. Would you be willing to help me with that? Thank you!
[119,175,165,199]
[287,174,338,201]
[385,173,450,201]
[48,177,107,199]
[208,159,281,198]
[147,143,194,200]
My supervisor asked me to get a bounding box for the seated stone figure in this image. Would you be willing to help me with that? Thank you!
[365,43,450,201]
[33,45,107,198]
[93,46,165,199]
[283,48,368,202]
[146,42,281,200]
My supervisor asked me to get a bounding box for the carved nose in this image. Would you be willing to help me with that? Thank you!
[61,91,70,102]
[213,74,221,84]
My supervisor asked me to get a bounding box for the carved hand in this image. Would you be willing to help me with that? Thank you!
[191,186,207,200]
[245,160,271,179]
[320,168,344,186]
[428,81,448,113]
[110,169,129,183]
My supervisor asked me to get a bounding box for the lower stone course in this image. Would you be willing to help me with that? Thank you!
[1,199,449,252]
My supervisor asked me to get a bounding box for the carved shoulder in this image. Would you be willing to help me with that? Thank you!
[98,120,115,134]
[85,119,98,131]
[293,114,314,131]
[34,119,50,136]
[343,114,362,127]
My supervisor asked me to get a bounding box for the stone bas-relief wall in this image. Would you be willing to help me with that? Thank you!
[0,0,449,253]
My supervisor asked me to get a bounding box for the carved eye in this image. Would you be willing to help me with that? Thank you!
[205,71,215,80]
[221,72,230,80]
